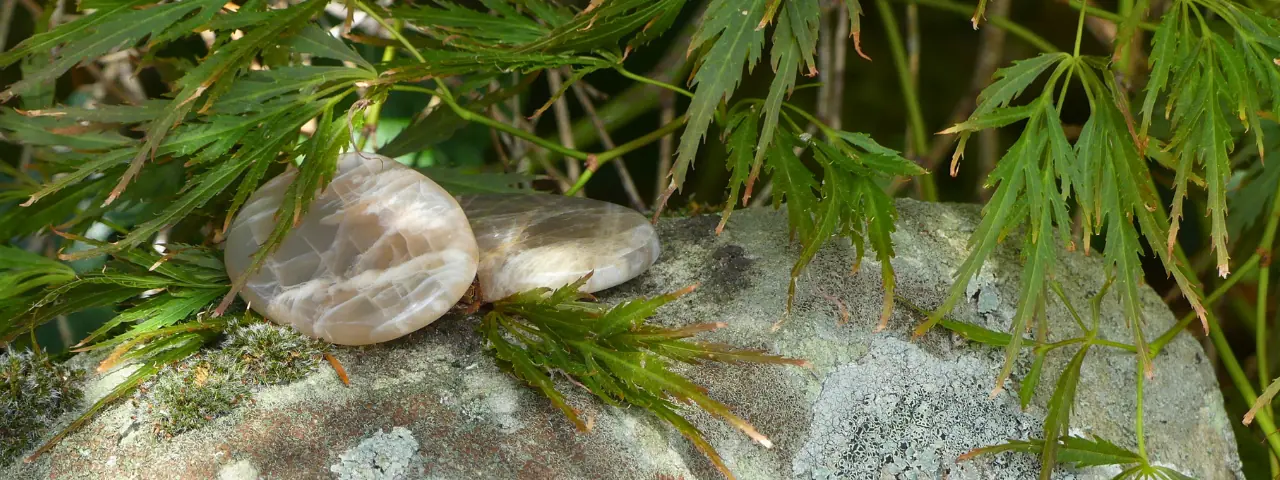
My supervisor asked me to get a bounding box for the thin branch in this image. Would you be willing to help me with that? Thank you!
[830,1,850,131]
[570,82,646,211]
[907,0,1058,54]
[547,69,583,191]
[654,91,676,203]
[565,114,689,197]
[892,0,1012,197]
[904,2,920,159]
[0,0,17,53]
[974,0,1010,201]
[1063,0,1160,31]
[877,0,937,201]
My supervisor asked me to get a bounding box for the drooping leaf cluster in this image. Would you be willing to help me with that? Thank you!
[918,0,1280,390]
[2,236,234,461]
[717,101,925,329]
[482,274,808,479]
[662,0,867,205]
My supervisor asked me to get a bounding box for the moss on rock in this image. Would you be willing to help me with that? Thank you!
[135,318,327,436]
[0,350,85,463]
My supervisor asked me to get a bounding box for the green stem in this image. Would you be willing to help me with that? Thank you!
[357,28,401,152]
[564,114,689,196]
[1092,338,1138,353]
[1150,253,1260,355]
[353,0,427,64]
[905,0,1059,53]
[1072,2,1087,58]
[395,85,592,161]
[1135,351,1148,458]
[1255,149,1280,472]
[613,66,694,99]
[1064,0,1160,31]
[1208,308,1280,461]
[876,0,936,202]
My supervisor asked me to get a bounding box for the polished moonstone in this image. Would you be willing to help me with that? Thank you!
[223,153,479,345]
[458,194,661,302]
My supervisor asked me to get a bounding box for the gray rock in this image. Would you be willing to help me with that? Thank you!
[3,200,1241,479]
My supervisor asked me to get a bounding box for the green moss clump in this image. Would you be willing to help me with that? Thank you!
[143,357,250,437]
[218,320,327,385]
[0,350,85,463]
[137,319,327,436]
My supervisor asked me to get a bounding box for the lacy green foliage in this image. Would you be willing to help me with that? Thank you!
[0,350,85,464]
[915,0,1280,391]
[665,0,866,203]
[911,277,1189,480]
[1143,1,1280,278]
[718,103,924,326]
[482,275,808,480]
[1,242,232,460]
[136,318,325,437]
[962,437,1194,479]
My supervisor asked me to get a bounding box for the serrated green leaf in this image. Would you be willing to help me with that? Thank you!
[0,0,226,101]
[288,25,374,70]
[940,104,1036,135]
[767,133,818,241]
[110,0,328,206]
[939,319,1015,346]
[718,109,760,232]
[668,0,767,196]
[1040,344,1090,479]
[1139,7,1179,141]
[1056,435,1142,467]
[973,53,1069,118]
[750,0,818,192]
[1019,349,1046,410]
[834,131,926,177]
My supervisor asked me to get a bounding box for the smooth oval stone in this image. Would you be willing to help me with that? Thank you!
[457,194,660,302]
[223,153,479,345]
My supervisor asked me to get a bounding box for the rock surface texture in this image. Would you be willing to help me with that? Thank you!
[223,152,479,345]
[9,200,1241,479]
[458,193,661,302]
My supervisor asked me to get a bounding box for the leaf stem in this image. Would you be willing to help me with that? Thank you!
[564,114,689,196]
[391,84,593,162]
[1063,0,1160,31]
[1254,149,1280,451]
[905,0,1058,53]
[1208,307,1280,461]
[876,0,937,202]
[613,65,694,99]
[1135,351,1148,459]
[1072,1,1087,58]
[357,25,401,152]
[353,0,426,63]
[1149,253,1260,355]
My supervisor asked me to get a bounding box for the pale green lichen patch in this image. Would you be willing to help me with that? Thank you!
[135,319,327,437]
[0,350,85,463]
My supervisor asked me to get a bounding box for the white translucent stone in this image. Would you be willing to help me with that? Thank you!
[223,153,479,345]
[458,194,661,302]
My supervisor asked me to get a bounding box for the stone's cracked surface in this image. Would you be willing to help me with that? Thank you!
[223,153,478,345]
[458,193,660,302]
